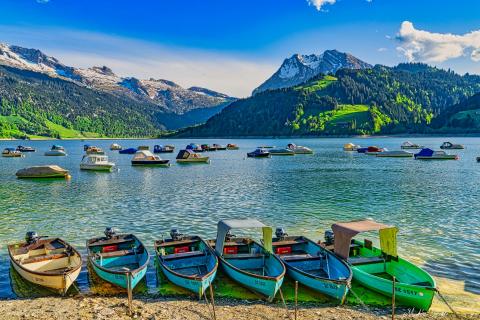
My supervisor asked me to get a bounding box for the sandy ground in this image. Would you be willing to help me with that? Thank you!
[0,296,478,320]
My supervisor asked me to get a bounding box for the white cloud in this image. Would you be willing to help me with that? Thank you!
[306,0,336,11]
[397,21,480,63]
[377,47,387,52]
[0,26,276,97]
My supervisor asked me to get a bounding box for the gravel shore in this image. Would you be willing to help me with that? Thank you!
[0,296,477,320]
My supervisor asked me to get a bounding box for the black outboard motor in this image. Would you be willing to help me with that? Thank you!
[324,230,334,246]
[275,227,288,239]
[170,228,183,241]
[25,231,39,245]
[104,227,116,239]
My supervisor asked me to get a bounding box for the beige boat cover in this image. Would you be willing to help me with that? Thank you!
[16,165,68,177]
[332,220,398,259]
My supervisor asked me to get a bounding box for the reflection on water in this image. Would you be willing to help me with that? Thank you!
[0,137,479,300]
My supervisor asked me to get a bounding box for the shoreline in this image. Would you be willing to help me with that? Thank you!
[0,296,477,320]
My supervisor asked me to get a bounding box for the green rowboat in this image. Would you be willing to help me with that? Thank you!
[331,220,436,311]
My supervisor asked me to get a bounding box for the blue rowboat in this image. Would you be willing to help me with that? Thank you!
[86,228,149,290]
[210,219,286,302]
[154,229,218,298]
[270,228,351,303]
[119,148,137,154]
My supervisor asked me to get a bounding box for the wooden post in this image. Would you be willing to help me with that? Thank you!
[209,284,217,320]
[127,273,133,316]
[391,276,396,320]
[294,281,298,320]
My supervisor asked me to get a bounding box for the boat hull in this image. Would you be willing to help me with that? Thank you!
[156,256,217,297]
[80,164,114,171]
[131,160,170,166]
[352,267,435,311]
[415,156,458,160]
[90,261,147,289]
[45,151,66,156]
[176,158,209,163]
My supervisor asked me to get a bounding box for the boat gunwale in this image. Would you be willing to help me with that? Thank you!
[86,234,150,277]
[273,236,352,286]
[7,238,82,278]
[154,236,219,282]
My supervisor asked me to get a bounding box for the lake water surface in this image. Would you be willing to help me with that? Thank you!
[0,137,479,299]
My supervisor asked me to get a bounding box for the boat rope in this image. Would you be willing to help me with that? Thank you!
[202,290,215,320]
[435,289,462,320]
[278,287,292,320]
[347,283,371,312]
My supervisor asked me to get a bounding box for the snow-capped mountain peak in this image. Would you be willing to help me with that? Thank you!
[253,50,371,95]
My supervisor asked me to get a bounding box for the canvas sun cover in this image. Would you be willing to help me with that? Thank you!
[344,143,355,148]
[215,219,273,255]
[402,141,413,147]
[367,146,381,152]
[332,220,398,260]
[176,149,194,159]
[416,148,434,157]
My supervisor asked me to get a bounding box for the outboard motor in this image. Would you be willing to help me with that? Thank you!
[25,231,39,245]
[324,230,334,246]
[104,227,116,239]
[170,228,183,241]
[225,231,235,241]
[275,227,288,239]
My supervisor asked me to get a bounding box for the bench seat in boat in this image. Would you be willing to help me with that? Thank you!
[162,250,205,260]
[348,256,385,265]
[223,253,264,259]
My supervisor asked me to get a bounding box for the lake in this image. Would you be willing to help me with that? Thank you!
[0,137,479,301]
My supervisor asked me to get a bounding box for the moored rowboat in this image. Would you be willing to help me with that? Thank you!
[155,229,218,298]
[87,228,149,290]
[270,228,351,302]
[8,233,82,294]
[209,219,285,302]
[329,220,436,311]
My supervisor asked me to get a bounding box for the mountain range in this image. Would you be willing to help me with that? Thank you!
[177,63,480,137]
[0,43,235,137]
[252,50,371,95]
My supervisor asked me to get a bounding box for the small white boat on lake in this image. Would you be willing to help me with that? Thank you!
[176,149,209,163]
[270,148,295,156]
[440,141,464,150]
[131,150,170,166]
[2,148,23,157]
[110,143,122,150]
[376,150,413,158]
[80,154,115,171]
[287,143,313,154]
[45,145,67,156]
[16,165,70,179]
[401,141,424,149]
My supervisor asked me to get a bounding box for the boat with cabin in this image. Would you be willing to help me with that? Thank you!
[86,228,149,290]
[186,143,203,152]
[45,145,67,156]
[343,143,361,151]
[376,150,413,158]
[110,143,122,151]
[119,147,138,154]
[80,154,115,171]
[176,149,209,163]
[154,229,218,298]
[364,146,386,155]
[17,145,36,152]
[269,148,295,156]
[2,148,23,157]
[208,219,286,302]
[401,141,424,150]
[8,232,82,295]
[287,143,313,154]
[247,148,271,158]
[154,145,175,153]
[16,165,70,179]
[131,150,170,166]
[85,146,105,155]
[226,144,239,150]
[440,142,464,150]
[329,220,436,311]
[270,228,351,302]
[414,148,458,160]
[201,144,216,152]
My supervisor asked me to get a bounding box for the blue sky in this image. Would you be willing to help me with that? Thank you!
[1,0,479,96]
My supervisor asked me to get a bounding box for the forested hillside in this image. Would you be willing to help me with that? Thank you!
[177,64,480,137]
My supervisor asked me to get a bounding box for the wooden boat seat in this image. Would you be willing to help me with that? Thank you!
[162,250,205,261]
[21,253,68,264]
[272,239,308,246]
[223,253,264,259]
[157,239,198,247]
[349,256,385,265]
[283,254,322,262]
[88,237,133,247]
[98,249,135,258]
